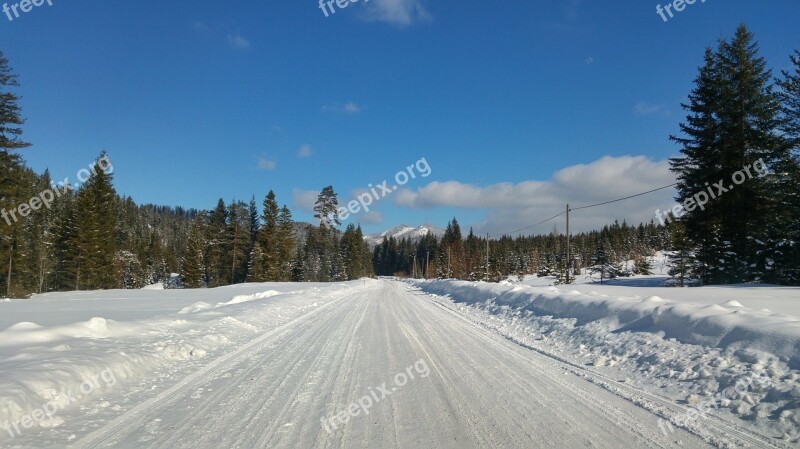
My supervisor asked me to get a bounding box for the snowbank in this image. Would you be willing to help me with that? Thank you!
[409,279,800,439]
[0,281,367,435]
[414,280,800,368]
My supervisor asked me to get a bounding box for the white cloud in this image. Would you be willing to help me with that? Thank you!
[227,33,251,50]
[585,56,594,65]
[297,144,313,158]
[256,157,276,171]
[633,101,668,116]
[292,189,319,213]
[360,0,432,27]
[394,155,677,234]
[322,101,365,115]
[360,211,384,225]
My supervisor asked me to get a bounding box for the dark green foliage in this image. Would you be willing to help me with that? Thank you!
[181,215,206,288]
[74,152,117,290]
[0,51,30,152]
[670,26,797,284]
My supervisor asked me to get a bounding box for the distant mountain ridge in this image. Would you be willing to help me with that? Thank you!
[363,224,445,247]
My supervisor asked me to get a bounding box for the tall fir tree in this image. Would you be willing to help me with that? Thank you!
[0,51,31,297]
[74,152,118,290]
[259,190,280,280]
[775,50,800,283]
[667,219,697,287]
[670,25,791,284]
[204,199,229,287]
[181,214,207,288]
[276,205,296,281]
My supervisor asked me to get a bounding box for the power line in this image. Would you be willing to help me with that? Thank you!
[491,211,566,238]
[570,183,678,211]
[491,182,678,238]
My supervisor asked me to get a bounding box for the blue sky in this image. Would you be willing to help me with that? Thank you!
[1,0,798,234]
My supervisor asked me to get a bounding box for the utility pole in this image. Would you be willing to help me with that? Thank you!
[565,204,570,284]
[426,251,430,279]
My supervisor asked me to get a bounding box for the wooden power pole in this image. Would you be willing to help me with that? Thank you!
[565,204,570,284]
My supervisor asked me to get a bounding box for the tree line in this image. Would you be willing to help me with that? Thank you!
[1,24,798,295]
[372,217,669,283]
[0,50,373,297]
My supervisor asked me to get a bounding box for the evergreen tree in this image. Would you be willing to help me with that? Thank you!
[74,152,118,290]
[0,52,31,297]
[182,215,206,288]
[205,199,229,287]
[259,191,280,280]
[588,240,620,284]
[0,51,31,152]
[227,201,250,284]
[276,205,296,281]
[670,25,790,284]
[313,186,340,229]
[667,220,697,287]
[775,51,800,284]
[245,195,259,280]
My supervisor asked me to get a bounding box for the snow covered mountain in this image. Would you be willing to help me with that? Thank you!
[363,224,445,247]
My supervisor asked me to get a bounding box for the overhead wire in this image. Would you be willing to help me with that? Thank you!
[491,183,679,238]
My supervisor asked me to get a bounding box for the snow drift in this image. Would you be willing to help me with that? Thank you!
[414,280,800,368]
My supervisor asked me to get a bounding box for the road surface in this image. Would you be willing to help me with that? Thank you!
[68,280,734,448]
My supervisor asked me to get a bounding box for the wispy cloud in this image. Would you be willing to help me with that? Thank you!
[361,211,384,225]
[322,101,365,115]
[394,155,677,234]
[532,0,583,32]
[360,0,432,27]
[192,21,210,31]
[293,189,319,213]
[193,21,251,50]
[256,157,277,171]
[633,101,668,116]
[297,144,313,158]
[585,56,594,65]
[227,33,251,50]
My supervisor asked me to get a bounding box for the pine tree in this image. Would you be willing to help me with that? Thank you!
[670,25,790,284]
[633,255,654,276]
[0,52,31,153]
[259,191,280,280]
[182,215,206,288]
[74,152,118,290]
[245,195,259,280]
[667,220,697,287]
[341,223,373,280]
[276,205,296,281]
[440,218,464,279]
[227,201,250,284]
[205,199,229,287]
[589,240,619,284]
[313,186,340,229]
[0,52,31,297]
[774,51,800,284]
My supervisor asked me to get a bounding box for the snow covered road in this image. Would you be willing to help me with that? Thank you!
[56,279,725,449]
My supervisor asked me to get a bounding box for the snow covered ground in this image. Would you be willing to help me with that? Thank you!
[0,282,365,448]
[409,269,800,446]
[0,277,797,448]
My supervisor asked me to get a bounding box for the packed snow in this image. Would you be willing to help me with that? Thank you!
[0,275,797,448]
